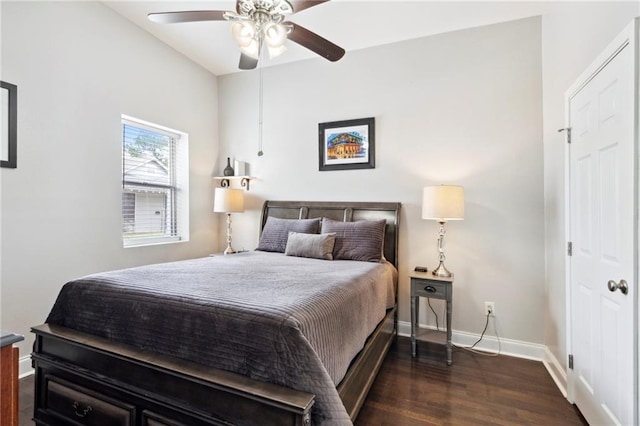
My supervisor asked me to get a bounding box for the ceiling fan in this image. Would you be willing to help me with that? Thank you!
[148,0,345,70]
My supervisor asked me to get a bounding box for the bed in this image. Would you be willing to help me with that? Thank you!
[31,200,401,426]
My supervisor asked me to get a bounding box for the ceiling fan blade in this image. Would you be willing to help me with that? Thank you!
[148,11,226,24]
[289,1,330,14]
[286,22,345,62]
[239,53,259,70]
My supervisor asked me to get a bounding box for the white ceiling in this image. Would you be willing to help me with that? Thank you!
[104,1,552,76]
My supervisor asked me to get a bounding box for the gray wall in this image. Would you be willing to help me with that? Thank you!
[218,17,545,348]
[0,1,219,366]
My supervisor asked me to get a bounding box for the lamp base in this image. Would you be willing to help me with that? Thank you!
[223,213,236,255]
[432,261,452,278]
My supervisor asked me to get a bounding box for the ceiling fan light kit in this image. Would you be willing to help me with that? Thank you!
[225,1,293,60]
[148,0,345,70]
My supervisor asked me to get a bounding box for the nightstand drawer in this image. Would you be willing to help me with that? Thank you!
[411,279,448,299]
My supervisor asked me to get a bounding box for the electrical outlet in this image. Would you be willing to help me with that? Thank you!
[484,302,496,317]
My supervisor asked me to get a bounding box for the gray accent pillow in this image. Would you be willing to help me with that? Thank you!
[285,232,336,260]
[256,217,321,253]
[321,218,386,262]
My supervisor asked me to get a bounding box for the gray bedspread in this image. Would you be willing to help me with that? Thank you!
[46,251,397,425]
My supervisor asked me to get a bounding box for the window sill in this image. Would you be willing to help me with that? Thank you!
[123,236,187,248]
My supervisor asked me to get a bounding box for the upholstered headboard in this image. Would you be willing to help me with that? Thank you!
[260,200,401,268]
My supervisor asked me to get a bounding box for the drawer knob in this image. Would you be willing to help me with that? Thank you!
[424,286,437,293]
[72,401,93,418]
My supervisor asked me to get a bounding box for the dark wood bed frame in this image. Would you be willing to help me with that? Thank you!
[31,200,401,426]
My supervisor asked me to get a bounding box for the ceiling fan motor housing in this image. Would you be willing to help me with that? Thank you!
[238,0,294,17]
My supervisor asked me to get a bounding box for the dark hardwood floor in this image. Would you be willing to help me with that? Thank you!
[355,338,586,425]
[18,337,586,425]
[18,373,35,426]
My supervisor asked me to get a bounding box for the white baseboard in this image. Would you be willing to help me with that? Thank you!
[398,320,546,361]
[19,355,34,378]
[542,346,568,398]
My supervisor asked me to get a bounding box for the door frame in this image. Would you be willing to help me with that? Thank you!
[563,17,639,423]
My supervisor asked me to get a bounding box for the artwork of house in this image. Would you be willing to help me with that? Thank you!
[326,132,365,160]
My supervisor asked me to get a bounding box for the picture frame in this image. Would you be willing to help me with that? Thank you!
[318,117,375,171]
[1,81,17,169]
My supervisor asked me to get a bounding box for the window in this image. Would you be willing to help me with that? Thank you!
[121,116,189,247]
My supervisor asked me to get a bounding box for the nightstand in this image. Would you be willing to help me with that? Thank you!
[410,272,454,365]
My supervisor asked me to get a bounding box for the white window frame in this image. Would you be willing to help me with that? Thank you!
[121,115,189,247]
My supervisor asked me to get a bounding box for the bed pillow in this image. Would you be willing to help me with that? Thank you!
[256,217,322,253]
[321,218,386,262]
[285,232,336,260]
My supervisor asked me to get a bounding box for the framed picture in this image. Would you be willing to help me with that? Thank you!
[318,117,375,171]
[1,81,17,169]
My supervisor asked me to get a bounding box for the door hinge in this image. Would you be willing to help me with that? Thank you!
[558,127,571,144]
[568,242,573,256]
[569,354,574,370]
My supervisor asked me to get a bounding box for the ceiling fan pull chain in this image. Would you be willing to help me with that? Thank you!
[257,66,264,156]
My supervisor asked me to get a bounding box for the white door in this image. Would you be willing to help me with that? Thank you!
[567,21,636,426]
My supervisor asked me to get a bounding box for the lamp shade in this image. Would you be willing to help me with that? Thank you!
[239,39,261,60]
[213,188,244,213]
[264,23,288,48]
[422,185,464,221]
[231,21,256,47]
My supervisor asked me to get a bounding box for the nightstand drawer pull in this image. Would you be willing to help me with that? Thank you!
[424,286,437,293]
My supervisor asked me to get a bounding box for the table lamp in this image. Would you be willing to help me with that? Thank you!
[213,188,244,254]
[422,185,464,277]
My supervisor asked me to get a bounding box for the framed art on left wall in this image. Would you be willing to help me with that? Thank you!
[1,81,17,169]
[318,117,375,171]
